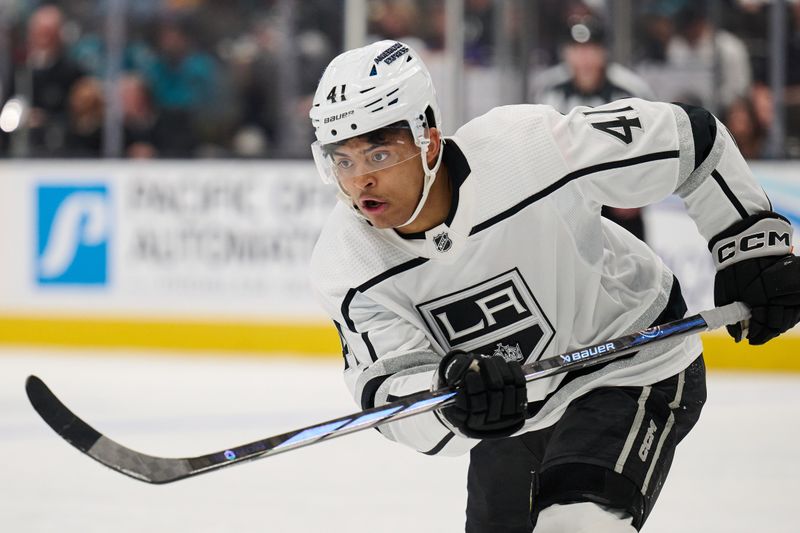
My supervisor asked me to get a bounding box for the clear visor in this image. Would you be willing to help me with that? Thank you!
[311,126,428,187]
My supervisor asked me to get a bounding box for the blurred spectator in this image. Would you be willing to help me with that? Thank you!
[665,2,751,111]
[532,17,655,241]
[722,95,766,159]
[369,0,421,43]
[63,75,103,157]
[368,0,428,55]
[224,18,277,155]
[25,4,86,155]
[143,18,220,156]
[425,0,532,67]
[728,0,769,83]
[463,0,495,66]
[147,19,218,109]
[749,81,774,139]
[119,74,182,159]
[71,31,156,78]
[226,8,335,158]
[636,4,677,63]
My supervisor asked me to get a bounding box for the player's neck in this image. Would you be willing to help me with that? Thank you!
[396,164,451,235]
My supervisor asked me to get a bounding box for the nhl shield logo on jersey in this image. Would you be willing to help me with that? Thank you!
[417,268,555,364]
[433,232,452,253]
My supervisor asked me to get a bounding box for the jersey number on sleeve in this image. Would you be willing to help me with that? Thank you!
[583,106,643,145]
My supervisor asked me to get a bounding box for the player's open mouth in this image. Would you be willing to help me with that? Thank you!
[360,199,387,214]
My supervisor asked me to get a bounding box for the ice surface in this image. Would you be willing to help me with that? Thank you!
[1,347,798,532]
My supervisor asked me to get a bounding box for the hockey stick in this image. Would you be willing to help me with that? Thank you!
[25,302,749,484]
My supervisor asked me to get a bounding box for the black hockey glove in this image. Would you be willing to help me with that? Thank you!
[436,350,527,439]
[711,211,800,345]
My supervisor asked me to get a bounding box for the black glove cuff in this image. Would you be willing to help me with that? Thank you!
[709,211,792,271]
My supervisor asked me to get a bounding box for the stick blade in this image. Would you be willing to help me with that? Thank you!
[25,375,191,484]
[26,375,103,453]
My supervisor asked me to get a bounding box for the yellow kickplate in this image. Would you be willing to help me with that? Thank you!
[0,316,341,356]
[0,316,798,371]
[700,332,800,372]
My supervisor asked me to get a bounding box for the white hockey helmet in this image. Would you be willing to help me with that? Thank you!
[309,40,444,227]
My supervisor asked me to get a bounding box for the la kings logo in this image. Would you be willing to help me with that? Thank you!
[492,342,524,362]
[417,268,554,363]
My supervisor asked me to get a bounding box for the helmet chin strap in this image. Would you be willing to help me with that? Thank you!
[397,137,444,228]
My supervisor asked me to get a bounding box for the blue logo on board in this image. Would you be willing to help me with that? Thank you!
[36,184,111,286]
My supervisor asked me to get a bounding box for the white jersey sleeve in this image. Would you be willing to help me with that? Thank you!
[542,98,771,240]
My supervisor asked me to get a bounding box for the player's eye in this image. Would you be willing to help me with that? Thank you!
[336,158,354,170]
[371,151,390,164]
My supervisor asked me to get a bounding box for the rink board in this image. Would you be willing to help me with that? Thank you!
[1,160,800,372]
[0,314,798,372]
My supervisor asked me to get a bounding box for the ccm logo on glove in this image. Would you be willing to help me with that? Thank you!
[711,217,792,269]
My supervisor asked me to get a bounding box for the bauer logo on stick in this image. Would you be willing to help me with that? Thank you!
[560,342,616,363]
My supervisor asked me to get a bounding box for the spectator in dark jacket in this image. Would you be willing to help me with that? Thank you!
[25,5,85,155]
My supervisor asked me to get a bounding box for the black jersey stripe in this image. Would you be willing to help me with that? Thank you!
[341,257,429,332]
[470,150,680,235]
[359,374,392,410]
[361,331,379,363]
[711,169,749,219]
[333,321,351,370]
[671,103,717,169]
[422,432,455,456]
[582,105,634,115]
[369,399,454,455]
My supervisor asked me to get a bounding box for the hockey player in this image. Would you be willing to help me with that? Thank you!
[308,40,800,532]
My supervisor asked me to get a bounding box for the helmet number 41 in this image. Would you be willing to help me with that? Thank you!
[327,85,347,103]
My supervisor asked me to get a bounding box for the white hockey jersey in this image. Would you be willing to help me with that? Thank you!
[310,98,771,457]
